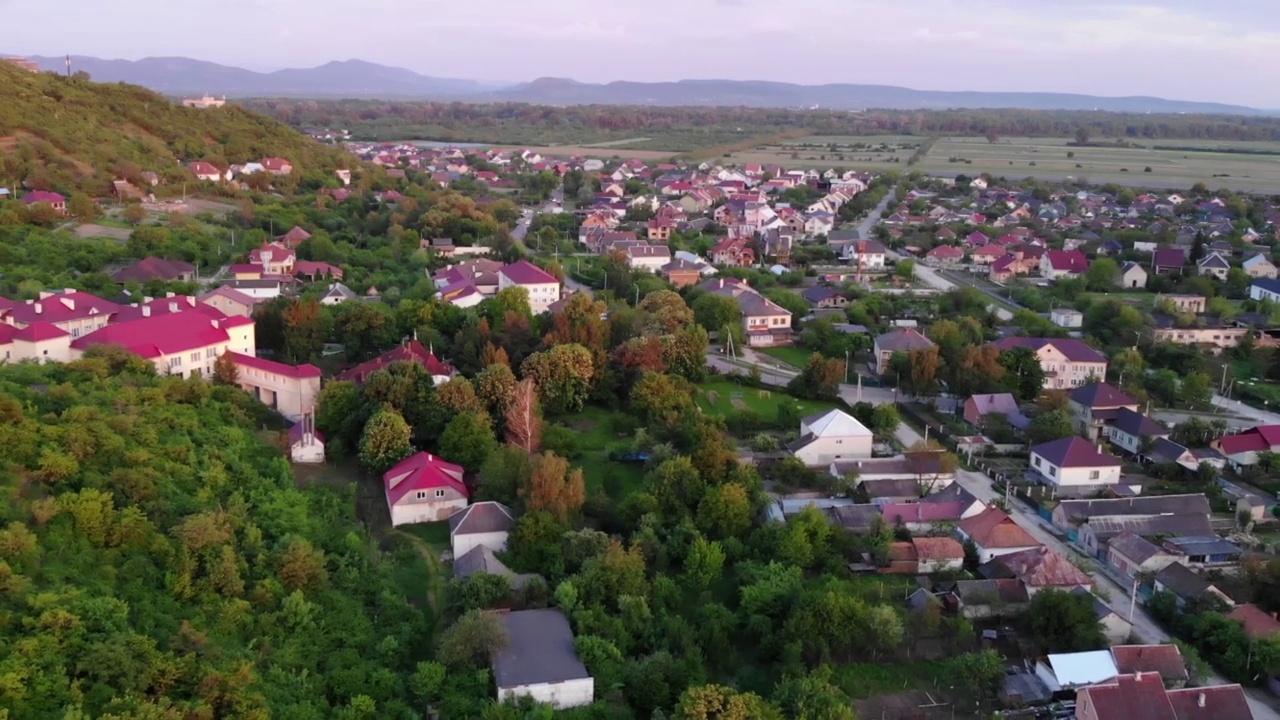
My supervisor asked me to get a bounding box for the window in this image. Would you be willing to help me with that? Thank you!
[169,357,181,368]
[415,491,427,500]
[1049,466,1057,477]
[190,352,200,363]
[1089,470,1100,480]
[435,489,446,498]
[1034,457,1041,468]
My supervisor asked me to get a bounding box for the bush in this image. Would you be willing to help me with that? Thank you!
[542,424,582,459]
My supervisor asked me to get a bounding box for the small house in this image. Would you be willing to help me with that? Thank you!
[492,609,594,709]
[287,417,325,464]
[448,501,516,558]
[382,452,469,526]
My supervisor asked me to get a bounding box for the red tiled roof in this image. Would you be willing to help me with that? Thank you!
[958,507,1040,549]
[199,286,259,307]
[500,260,557,285]
[3,292,122,326]
[1032,436,1122,469]
[1044,249,1089,273]
[971,244,1005,258]
[926,244,964,258]
[1076,673,1176,720]
[227,351,321,379]
[293,260,343,279]
[1110,645,1189,681]
[383,452,468,507]
[1227,603,1280,639]
[13,322,69,341]
[881,501,966,523]
[336,340,454,384]
[1165,683,1253,719]
[911,536,964,560]
[110,296,221,323]
[71,312,236,360]
[111,256,196,283]
[992,547,1092,588]
[22,190,65,205]
[248,242,296,264]
[188,161,222,176]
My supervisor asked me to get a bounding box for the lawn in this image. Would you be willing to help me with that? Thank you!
[694,378,837,419]
[399,520,452,551]
[555,407,649,501]
[758,345,815,369]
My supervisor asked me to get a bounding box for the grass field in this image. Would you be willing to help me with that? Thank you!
[723,134,920,170]
[559,407,648,500]
[918,136,1280,193]
[480,144,681,161]
[757,345,815,369]
[694,378,836,419]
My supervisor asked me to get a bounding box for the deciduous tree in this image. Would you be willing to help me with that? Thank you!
[504,378,543,453]
[358,405,413,472]
[520,451,585,522]
[520,344,595,414]
[439,411,497,471]
[476,363,517,420]
[438,609,508,669]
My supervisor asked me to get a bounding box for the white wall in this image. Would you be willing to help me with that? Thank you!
[452,530,510,559]
[794,435,873,465]
[1030,453,1120,486]
[498,678,595,710]
[389,498,467,526]
[290,438,325,464]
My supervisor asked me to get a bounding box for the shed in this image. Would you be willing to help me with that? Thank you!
[492,609,594,709]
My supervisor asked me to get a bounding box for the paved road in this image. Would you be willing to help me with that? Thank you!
[852,189,897,240]
[705,352,899,406]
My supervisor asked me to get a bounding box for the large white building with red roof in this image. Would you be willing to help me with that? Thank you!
[383,452,470,525]
[1,289,121,337]
[498,261,562,314]
[226,352,321,422]
[69,309,256,379]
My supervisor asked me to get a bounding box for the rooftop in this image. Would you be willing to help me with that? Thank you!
[1031,436,1122,469]
[491,609,591,688]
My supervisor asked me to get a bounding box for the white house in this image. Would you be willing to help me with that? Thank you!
[448,501,516,558]
[956,506,1041,563]
[493,609,595,709]
[499,261,562,314]
[842,239,887,269]
[1250,278,1280,303]
[1117,261,1148,289]
[625,243,672,272]
[1029,436,1123,487]
[788,409,873,465]
[1050,308,1083,328]
[1107,408,1168,455]
[1243,254,1278,279]
[288,416,325,464]
[383,452,469,526]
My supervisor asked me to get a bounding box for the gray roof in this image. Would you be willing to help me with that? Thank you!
[449,501,516,536]
[1107,531,1166,565]
[1163,536,1241,557]
[921,482,979,507]
[492,609,591,688]
[1109,408,1167,438]
[1083,513,1213,540]
[874,328,936,353]
[1056,494,1210,524]
[1146,437,1193,464]
[1154,563,1216,600]
[1073,587,1123,621]
[946,578,1030,605]
[857,477,923,500]
[451,546,538,590]
[826,504,881,532]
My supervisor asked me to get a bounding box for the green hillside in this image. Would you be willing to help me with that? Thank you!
[0,63,352,196]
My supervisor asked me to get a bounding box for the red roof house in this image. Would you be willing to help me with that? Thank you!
[980,546,1094,593]
[336,339,455,385]
[957,506,1042,562]
[383,452,469,526]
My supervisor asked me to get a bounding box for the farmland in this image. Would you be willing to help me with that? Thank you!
[917,136,1280,193]
[721,134,921,170]
[476,144,681,161]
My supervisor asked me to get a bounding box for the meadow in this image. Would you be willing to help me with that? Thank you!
[722,134,921,170]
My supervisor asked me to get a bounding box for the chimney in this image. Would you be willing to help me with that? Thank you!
[169,302,178,313]
[166,292,175,299]
[34,303,42,315]
[1197,693,1206,708]
[60,297,75,311]
[142,306,151,318]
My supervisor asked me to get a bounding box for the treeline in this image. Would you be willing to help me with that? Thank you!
[245,99,1280,146]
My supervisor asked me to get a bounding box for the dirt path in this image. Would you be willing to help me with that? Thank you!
[393,529,446,619]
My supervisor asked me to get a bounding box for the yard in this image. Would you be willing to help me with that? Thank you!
[918,136,1280,194]
[553,407,649,501]
[694,378,837,419]
[757,345,815,369]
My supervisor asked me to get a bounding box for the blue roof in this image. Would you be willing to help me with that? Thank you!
[1253,278,1280,294]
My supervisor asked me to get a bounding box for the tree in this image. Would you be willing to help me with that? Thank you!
[476,363,517,420]
[692,293,742,334]
[122,202,147,224]
[636,290,695,335]
[439,412,497,471]
[520,452,585,522]
[438,609,508,669]
[1028,409,1074,445]
[674,684,782,720]
[1084,299,1144,350]
[477,445,532,506]
[895,258,916,281]
[1109,347,1146,391]
[487,286,532,328]
[773,668,857,720]
[212,352,239,385]
[1027,589,1106,653]
[358,405,413,472]
[632,371,694,423]
[869,404,901,439]
[650,456,707,519]
[696,483,753,539]
[905,346,941,398]
[999,347,1046,401]
[281,298,328,364]
[503,378,543,453]
[434,376,482,416]
[1084,257,1120,291]
[683,535,726,591]
[949,650,1005,702]
[1075,127,1091,146]
[788,353,844,400]
[1180,371,1213,409]
[521,344,595,414]
[68,192,99,220]
[334,302,396,362]
[951,344,1006,398]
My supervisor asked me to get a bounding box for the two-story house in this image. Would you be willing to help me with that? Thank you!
[788,409,874,465]
[1243,254,1278,279]
[697,278,793,347]
[1068,382,1140,440]
[498,261,562,314]
[1107,408,1169,455]
[993,337,1108,390]
[1041,249,1089,280]
[625,244,672,272]
[383,452,470,526]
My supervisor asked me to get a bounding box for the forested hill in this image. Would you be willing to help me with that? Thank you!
[0,354,432,717]
[0,62,353,196]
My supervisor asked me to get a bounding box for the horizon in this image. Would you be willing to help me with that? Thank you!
[3,0,1279,108]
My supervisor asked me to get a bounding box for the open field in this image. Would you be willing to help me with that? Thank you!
[723,134,920,170]
[919,136,1280,193]
[695,378,837,419]
[757,345,815,369]
[581,137,652,148]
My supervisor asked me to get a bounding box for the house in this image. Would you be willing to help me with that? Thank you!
[383,452,469,526]
[979,546,1094,594]
[1041,249,1089,279]
[625,243,672,272]
[448,501,516,558]
[660,258,702,288]
[1151,247,1187,275]
[1107,531,1182,579]
[924,244,965,266]
[261,157,293,176]
[1196,252,1231,281]
[226,351,322,422]
[70,310,255,380]
[1035,650,1119,692]
[801,286,848,309]
[956,506,1042,562]
[187,161,225,182]
[880,501,970,532]
[873,328,936,375]
[971,244,1005,265]
[336,339,455,386]
[1110,644,1190,688]
[963,393,1030,431]
[288,416,325,464]
[789,409,873,465]
[1051,308,1084,328]
[111,257,197,284]
[1117,261,1148,289]
[708,236,754,267]
[1053,495,1212,534]
[492,609,594,709]
[499,261,561,314]
[319,282,358,306]
[1227,603,1280,640]
[994,337,1108,391]
[1108,409,1168,455]
[884,537,964,574]
[247,242,296,276]
[453,546,538,589]
[0,322,73,364]
[1075,672,1253,720]
[645,217,674,242]
[21,190,67,214]
[843,239,887,270]
[1249,278,1280,303]
[1242,254,1278,279]
[198,286,259,318]
[0,289,122,337]
[1029,436,1123,487]
[1162,536,1242,566]
[1078,513,1215,560]
[1069,382,1140,441]
[1153,563,1234,611]
[1211,425,1280,469]
[698,278,793,347]
[941,578,1030,619]
[277,226,312,248]
[1150,323,1247,351]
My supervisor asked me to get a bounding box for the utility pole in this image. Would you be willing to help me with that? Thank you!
[1128,575,1140,623]
[845,350,850,384]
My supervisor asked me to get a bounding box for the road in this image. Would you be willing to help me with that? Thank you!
[705,351,899,406]
[852,189,897,240]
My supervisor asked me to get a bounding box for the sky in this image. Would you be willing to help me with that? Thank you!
[2,0,1278,107]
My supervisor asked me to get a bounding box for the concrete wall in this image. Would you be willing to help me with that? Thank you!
[498,678,595,709]
[794,435,873,465]
[389,496,468,527]
[452,530,510,559]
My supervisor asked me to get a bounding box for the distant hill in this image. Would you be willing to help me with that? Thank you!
[485,77,1265,115]
[28,56,490,98]
[11,55,1266,114]
[0,62,353,195]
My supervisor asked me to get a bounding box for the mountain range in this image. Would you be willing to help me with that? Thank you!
[24,55,1268,115]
